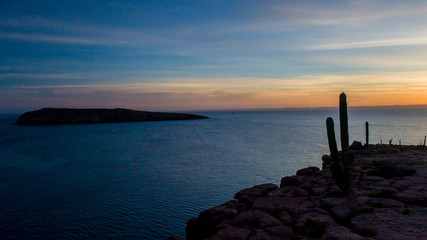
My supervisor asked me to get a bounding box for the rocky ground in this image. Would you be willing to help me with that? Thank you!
[168,144,427,240]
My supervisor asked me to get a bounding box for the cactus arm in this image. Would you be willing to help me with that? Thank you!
[326,117,348,193]
[326,117,339,161]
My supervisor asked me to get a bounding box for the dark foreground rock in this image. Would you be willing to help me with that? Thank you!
[14,108,208,125]
[179,145,427,240]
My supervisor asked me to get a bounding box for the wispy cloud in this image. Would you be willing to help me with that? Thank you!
[269,1,427,27]
[302,36,427,50]
[0,16,173,47]
[0,72,97,80]
[0,32,124,46]
[308,47,427,69]
[3,71,427,112]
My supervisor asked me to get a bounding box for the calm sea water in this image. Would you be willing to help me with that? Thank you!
[1,109,427,239]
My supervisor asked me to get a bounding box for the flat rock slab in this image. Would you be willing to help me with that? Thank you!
[351,207,427,240]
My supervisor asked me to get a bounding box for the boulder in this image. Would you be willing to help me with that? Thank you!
[296,166,320,176]
[321,225,363,240]
[393,189,426,206]
[186,201,239,239]
[265,226,293,239]
[234,184,279,206]
[231,210,282,228]
[209,226,251,240]
[366,198,405,208]
[294,211,335,230]
[330,206,351,221]
[280,176,299,187]
[253,196,313,215]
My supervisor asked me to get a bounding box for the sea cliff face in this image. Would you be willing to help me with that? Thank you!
[14,108,208,125]
[179,145,427,240]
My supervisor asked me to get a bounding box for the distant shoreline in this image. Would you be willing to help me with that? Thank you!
[14,108,208,125]
[4,104,427,115]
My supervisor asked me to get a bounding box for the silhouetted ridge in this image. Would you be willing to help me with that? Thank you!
[14,108,208,125]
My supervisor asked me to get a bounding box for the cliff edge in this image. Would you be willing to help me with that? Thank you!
[177,144,427,240]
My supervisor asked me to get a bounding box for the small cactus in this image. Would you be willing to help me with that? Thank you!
[423,136,426,148]
[365,122,369,149]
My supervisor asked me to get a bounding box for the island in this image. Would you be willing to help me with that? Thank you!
[14,108,208,125]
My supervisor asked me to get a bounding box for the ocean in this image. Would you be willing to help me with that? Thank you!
[1,109,427,239]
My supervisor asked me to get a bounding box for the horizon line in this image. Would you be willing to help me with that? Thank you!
[5,104,427,115]
[188,104,427,112]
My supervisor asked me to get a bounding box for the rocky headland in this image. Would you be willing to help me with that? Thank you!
[168,144,427,240]
[14,108,208,125]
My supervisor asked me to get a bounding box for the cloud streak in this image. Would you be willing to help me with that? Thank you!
[302,36,427,51]
[269,1,427,27]
[3,71,427,113]
[2,1,427,112]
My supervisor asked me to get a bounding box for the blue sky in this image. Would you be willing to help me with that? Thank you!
[2,0,427,113]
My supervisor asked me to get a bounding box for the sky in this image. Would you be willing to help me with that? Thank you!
[2,0,427,113]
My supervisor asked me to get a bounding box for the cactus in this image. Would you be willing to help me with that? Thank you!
[424,136,426,148]
[326,118,338,161]
[339,93,355,199]
[326,92,355,198]
[326,117,347,192]
[365,122,369,149]
[339,93,349,151]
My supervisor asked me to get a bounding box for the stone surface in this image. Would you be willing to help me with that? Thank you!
[351,207,427,240]
[208,226,251,240]
[280,176,299,187]
[182,145,427,240]
[366,197,405,208]
[186,201,239,240]
[393,189,426,205]
[321,225,363,240]
[294,211,335,230]
[265,226,293,239]
[234,183,279,206]
[231,210,282,228]
[253,196,313,214]
[330,206,351,220]
[311,186,329,195]
[296,166,320,176]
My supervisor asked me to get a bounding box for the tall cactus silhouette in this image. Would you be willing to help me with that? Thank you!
[326,92,355,198]
[339,93,349,151]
